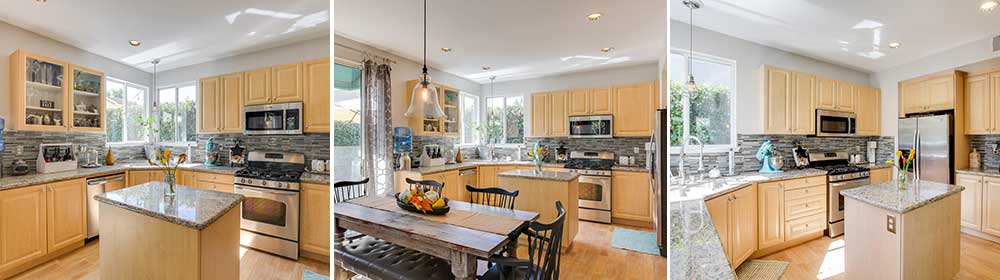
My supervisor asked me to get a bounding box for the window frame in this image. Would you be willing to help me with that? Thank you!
[458,92,480,147]
[667,48,738,154]
[155,82,198,147]
[484,94,526,147]
[105,77,151,147]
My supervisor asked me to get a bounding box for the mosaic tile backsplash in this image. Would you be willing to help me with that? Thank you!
[407,135,652,167]
[669,134,895,175]
[970,135,1000,171]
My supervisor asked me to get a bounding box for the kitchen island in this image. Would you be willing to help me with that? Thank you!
[95,182,244,279]
[840,179,964,280]
[497,169,579,249]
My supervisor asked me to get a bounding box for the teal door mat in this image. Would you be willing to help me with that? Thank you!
[610,227,661,255]
[302,270,330,280]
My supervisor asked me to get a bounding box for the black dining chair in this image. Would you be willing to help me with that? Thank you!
[480,201,567,280]
[466,185,519,209]
[405,178,445,194]
[333,178,369,243]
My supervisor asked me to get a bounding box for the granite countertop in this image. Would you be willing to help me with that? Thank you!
[95,181,244,230]
[401,160,649,174]
[956,168,1000,177]
[0,162,328,191]
[669,168,827,280]
[496,169,580,182]
[840,180,964,213]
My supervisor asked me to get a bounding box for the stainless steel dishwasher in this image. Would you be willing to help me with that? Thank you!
[86,173,125,240]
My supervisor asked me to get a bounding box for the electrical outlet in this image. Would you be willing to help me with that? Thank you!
[634,147,641,154]
[886,214,896,234]
[15,145,22,156]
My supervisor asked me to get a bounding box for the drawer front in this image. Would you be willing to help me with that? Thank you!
[782,175,826,190]
[784,185,826,201]
[784,195,826,221]
[785,213,826,240]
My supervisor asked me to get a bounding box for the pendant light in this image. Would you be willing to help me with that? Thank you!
[404,0,446,119]
[683,0,701,92]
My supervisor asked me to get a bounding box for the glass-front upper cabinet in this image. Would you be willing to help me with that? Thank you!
[442,87,460,136]
[11,49,68,131]
[68,66,105,131]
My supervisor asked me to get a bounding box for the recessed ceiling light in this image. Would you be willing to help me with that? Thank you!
[128,40,141,47]
[980,0,999,12]
[601,47,615,53]
[586,13,603,21]
[888,42,901,49]
[441,47,452,52]
[482,66,491,71]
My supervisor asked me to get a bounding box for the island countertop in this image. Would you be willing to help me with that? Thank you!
[840,180,964,213]
[95,182,244,230]
[496,169,579,182]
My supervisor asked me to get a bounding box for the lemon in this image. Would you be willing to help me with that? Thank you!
[432,198,446,208]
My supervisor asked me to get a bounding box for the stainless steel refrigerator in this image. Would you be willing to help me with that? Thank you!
[897,114,953,184]
[649,108,668,257]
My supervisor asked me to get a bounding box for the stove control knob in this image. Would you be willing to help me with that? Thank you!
[277,182,287,188]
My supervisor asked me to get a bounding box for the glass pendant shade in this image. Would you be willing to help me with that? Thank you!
[404,79,445,119]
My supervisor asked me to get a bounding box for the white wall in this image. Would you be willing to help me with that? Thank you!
[0,20,151,124]
[481,63,659,96]
[156,36,331,87]
[872,35,1000,139]
[671,20,873,134]
[332,34,481,127]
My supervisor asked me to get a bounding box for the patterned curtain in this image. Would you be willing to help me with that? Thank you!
[361,60,393,196]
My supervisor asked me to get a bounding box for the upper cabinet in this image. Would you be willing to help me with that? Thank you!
[404,80,461,136]
[529,91,569,137]
[612,81,658,137]
[567,87,613,116]
[759,65,880,136]
[198,57,329,134]
[8,49,105,133]
[900,71,964,116]
[966,72,1000,135]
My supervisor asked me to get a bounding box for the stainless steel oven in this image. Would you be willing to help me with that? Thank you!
[236,185,300,241]
[569,115,613,138]
[244,102,303,135]
[816,109,856,137]
[234,151,305,260]
[828,176,869,237]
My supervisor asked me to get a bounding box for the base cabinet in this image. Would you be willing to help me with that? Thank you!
[300,182,330,259]
[0,179,86,278]
[870,168,892,184]
[707,184,757,269]
[957,174,983,231]
[611,171,653,224]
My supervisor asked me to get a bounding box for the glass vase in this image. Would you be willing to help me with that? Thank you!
[164,173,177,197]
[897,171,908,189]
[533,158,543,173]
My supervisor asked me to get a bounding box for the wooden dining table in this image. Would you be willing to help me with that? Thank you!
[334,196,540,280]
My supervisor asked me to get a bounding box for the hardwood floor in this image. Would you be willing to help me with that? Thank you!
[9,240,330,280]
[751,233,1000,279]
[512,221,666,280]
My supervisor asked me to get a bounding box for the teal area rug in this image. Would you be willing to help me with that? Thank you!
[610,227,660,255]
[302,270,330,280]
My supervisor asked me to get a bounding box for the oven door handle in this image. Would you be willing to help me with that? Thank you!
[829,178,870,188]
[234,186,299,196]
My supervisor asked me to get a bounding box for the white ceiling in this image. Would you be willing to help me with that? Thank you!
[670,0,1000,73]
[334,0,667,83]
[0,0,329,72]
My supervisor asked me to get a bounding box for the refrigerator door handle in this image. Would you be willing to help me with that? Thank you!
[915,130,920,181]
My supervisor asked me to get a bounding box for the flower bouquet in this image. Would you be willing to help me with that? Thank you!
[885,149,914,188]
[526,142,550,173]
[148,150,187,196]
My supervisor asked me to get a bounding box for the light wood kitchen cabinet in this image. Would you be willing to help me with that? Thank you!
[757,181,785,250]
[45,179,86,253]
[478,166,498,187]
[192,172,235,193]
[869,167,892,184]
[855,86,881,136]
[422,170,461,198]
[567,87,613,116]
[612,82,657,136]
[403,80,461,136]
[965,74,993,134]
[0,184,47,271]
[220,73,245,133]
[983,176,1000,236]
[761,66,816,134]
[707,184,757,269]
[271,62,304,103]
[303,57,331,133]
[67,65,105,133]
[611,171,652,223]
[243,67,271,105]
[128,170,165,187]
[8,49,106,133]
[529,91,569,137]
[957,173,983,231]
[900,71,964,115]
[198,76,222,133]
[835,81,856,112]
[815,76,838,110]
[300,182,330,258]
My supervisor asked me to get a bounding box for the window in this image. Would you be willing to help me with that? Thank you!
[157,84,197,144]
[669,49,736,153]
[460,93,479,145]
[106,78,150,144]
[485,96,524,144]
[332,62,364,181]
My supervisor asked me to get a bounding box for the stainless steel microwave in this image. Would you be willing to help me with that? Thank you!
[816,109,855,137]
[569,115,613,138]
[244,102,303,135]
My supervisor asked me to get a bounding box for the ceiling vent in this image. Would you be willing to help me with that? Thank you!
[994,34,1000,53]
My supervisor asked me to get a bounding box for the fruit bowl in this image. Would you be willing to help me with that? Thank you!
[395,192,450,215]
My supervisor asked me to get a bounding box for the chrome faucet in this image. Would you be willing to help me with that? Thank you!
[677,136,705,185]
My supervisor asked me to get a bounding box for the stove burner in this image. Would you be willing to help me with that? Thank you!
[564,159,614,170]
[813,165,870,175]
[235,168,303,182]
